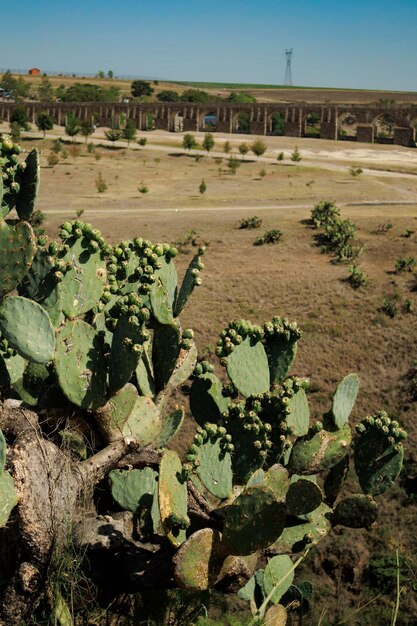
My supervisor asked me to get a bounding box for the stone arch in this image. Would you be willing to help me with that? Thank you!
[174,111,184,132]
[232,110,250,133]
[303,110,321,138]
[373,112,395,143]
[199,110,218,131]
[267,112,285,136]
[337,112,358,141]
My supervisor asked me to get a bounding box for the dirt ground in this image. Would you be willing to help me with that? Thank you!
[7,125,417,623]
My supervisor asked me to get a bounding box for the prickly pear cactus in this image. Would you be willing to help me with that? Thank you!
[0,137,408,623]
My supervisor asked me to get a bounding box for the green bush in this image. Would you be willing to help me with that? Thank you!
[254,229,282,245]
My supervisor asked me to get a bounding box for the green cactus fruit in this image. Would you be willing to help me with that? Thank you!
[331,373,360,429]
[156,408,184,448]
[354,412,406,496]
[159,450,189,547]
[15,148,40,221]
[13,361,51,406]
[0,296,55,364]
[225,336,270,397]
[136,340,155,397]
[95,383,137,443]
[109,315,143,394]
[262,554,294,605]
[190,372,229,428]
[286,475,323,516]
[263,317,302,384]
[332,494,378,528]
[123,396,162,447]
[58,232,107,319]
[287,388,310,437]
[191,429,233,499]
[0,220,36,298]
[0,430,6,472]
[222,485,286,555]
[323,456,349,505]
[54,320,107,410]
[150,256,177,324]
[174,248,205,317]
[0,470,18,527]
[152,322,181,392]
[271,502,332,554]
[173,528,225,590]
[288,423,351,474]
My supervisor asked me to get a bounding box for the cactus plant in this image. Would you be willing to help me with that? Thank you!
[0,136,408,625]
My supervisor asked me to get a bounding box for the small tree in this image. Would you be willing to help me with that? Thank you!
[183,133,197,152]
[131,80,154,98]
[138,137,147,147]
[251,138,267,159]
[95,171,107,193]
[202,133,215,154]
[277,151,284,161]
[65,112,80,142]
[290,146,302,162]
[10,106,29,129]
[36,112,54,138]
[107,70,114,79]
[238,143,249,159]
[80,120,94,143]
[104,128,123,146]
[223,140,232,155]
[52,139,62,154]
[227,156,240,175]
[199,178,207,195]
[123,119,137,146]
[47,153,59,168]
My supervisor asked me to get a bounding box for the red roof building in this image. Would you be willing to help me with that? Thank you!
[28,68,41,76]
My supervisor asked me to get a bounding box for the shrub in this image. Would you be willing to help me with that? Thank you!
[349,166,363,177]
[348,265,367,289]
[47,153,59,168]
[381,297,398,318]
[403,299,414,314]
[401,228,415,238]
[254,229,283,245]
[52,139,62,154]
[370,222,393,235]
[238,143,249,159]
[227,156,240,175]
[277,151,284,161]
[259,168,267,178]
[250,139,267,158]
[95,171,107,193]
[310,200,340,228]
[199,179,207,195]
[138,137,147,147]
[183,133,197,151]
[239,216,262,230]
[87,142,95,154]
[138,181,149,194]
[395,256,416,273]
[290,146,302,162]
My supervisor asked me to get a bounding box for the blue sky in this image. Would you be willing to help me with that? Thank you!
[2,0,417,90]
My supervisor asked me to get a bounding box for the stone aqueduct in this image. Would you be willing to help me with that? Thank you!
[1,101,417,146]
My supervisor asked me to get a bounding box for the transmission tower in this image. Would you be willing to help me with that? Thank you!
[284,48,293,86]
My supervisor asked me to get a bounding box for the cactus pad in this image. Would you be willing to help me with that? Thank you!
[286,476,323,516]
[288,423,351,474]
[95,383,137,442]
[190,369,229,427]
[0,470,18,527]
[331,374,360,429]
[54,320,107,409]
[135,341,155,397]
[15,148,40,221]
[109,313,145,394]
[173,528,225,590]
[354,412,406,496]
[263,554,294,605]
[150,256,177,324]
[263,317,302,384]
[174,248,205,317]
[156,408,184,448]
[271,502,332,554]
[0,220,36,298]
[0,296,55,364]
[0,430,6,472]
[287,387,310,437]
[152,322,181,392]
[222,485,286,555]
[110,467,158,514]
[158,450,189,547]
[122,396,162,446]
[332,494,378,528]
[186,426,233,499]
[217,321,269,397]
